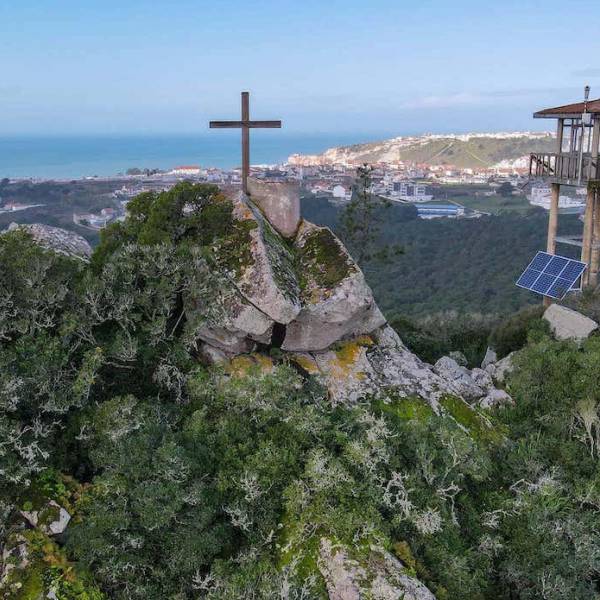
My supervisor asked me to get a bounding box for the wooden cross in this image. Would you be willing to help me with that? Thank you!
[210,92,282,194]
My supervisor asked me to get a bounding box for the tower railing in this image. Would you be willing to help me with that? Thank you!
[530,152,600,184]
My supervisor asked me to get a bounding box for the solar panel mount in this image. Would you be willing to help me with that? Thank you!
[516,251,586,300]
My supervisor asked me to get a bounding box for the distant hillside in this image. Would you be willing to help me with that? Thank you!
[289,132,556,169]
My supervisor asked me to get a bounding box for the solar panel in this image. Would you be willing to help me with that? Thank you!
[516,251,586,299]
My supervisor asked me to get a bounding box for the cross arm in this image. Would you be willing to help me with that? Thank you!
[210,120,282,129]
[248,120,282,128]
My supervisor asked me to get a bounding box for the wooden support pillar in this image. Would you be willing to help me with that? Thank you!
[544,183,560,306]
[589,190,600,288]
[581,186,596,287]
[547,183,560,254]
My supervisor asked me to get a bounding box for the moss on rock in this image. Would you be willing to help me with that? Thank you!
[439,395,502,443]
[297,227,354,298]
[260,217,300,304]
[213,216,258,279]
[377,396,435,423]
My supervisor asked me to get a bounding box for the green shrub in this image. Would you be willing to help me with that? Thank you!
[488,305,545,358]
[390,311,494,367]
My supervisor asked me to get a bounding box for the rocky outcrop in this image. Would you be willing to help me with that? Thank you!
[187,181,517,413]
[433,355,513,409]
[1,533,30,593]
[6,222,92,260]
[480,347,498,369]
[543,304,598,342]
[318,538,436,600]
[479,388,513,409]
[186,184,387,358]
[306,327,462,408]
[433,357,488,402]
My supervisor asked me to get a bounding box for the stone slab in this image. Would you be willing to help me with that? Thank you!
[247,178,301,239]
[543,304,598,341]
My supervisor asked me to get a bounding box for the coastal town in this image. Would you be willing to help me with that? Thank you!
[0,131,588,232]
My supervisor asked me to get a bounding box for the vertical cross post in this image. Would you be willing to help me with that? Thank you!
[210,92,282,195]
[241,92,250,193]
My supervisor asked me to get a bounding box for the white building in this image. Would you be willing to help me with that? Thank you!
[528,186,585,210]
[332,185,352,201]
[169,165,201,176]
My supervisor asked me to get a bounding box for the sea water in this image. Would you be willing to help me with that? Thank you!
[0,131,387,179]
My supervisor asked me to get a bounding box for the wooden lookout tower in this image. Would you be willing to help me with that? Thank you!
[530,87,600,292]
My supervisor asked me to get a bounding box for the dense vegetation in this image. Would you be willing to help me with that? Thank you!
[2,182,600,599]
[303,196,582,318]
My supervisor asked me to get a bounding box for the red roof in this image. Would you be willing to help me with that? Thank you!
[534,98,600,118]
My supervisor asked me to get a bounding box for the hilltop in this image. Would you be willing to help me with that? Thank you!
[2,181,600,600]
[289,132,556,169]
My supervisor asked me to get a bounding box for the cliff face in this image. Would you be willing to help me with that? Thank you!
[287,132,555,168]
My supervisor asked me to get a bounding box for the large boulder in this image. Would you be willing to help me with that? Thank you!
[184,190,301,354]
[227,192,301,324]
[186,188,389,357]
[543,304,598,342]
[283,221,386,352]
[6,222,91,260]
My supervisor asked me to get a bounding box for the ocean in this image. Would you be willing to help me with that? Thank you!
[0,132,384,180]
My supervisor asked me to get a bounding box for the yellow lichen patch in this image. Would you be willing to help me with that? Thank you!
[327,340,369,381]
[227,355,256,377]
[1,529,103,599]
[252,353,275,373]
[226,354,274,378]
[334,340,363,367]
[290,353,321,375]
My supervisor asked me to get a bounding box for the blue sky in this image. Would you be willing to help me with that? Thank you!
[1,0,600,136]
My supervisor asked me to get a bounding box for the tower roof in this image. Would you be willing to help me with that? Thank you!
[534,98,600,118]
